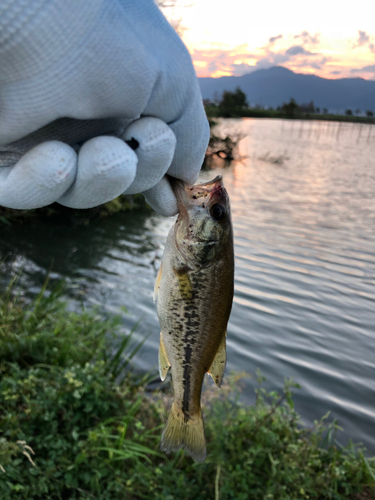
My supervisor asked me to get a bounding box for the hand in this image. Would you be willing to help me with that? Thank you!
[0,0,209,216]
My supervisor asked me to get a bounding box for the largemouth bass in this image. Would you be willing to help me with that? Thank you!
[154,175,234,462]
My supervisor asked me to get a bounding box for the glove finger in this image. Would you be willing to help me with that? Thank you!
[0,141,77,209]
[57,136,137,209]
[142,175,178,217]
[167,88,210,185]
[121,117,176,195]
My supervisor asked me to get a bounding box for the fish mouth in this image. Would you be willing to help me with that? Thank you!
[196,175,223,187]
[187,176,228,205]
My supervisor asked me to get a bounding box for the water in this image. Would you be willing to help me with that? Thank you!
[1,118,375,451]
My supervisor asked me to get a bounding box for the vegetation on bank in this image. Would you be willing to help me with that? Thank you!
[203,118,244,165]
[205,87,375,124]
[0,193,150,226]
[0,277,375,500]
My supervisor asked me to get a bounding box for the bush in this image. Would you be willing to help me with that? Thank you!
[1,279,374,499]
[0,193,150,226]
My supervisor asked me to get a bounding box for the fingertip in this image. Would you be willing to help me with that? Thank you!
[0,141,77,209]
[121,117,176,194]
[58,136,138,208]
[142,175,178,217]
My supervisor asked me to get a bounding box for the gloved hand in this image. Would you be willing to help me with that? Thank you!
[0,0,209,216]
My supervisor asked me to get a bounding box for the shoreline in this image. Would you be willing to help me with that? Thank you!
[1,276,374,499]
[205,107,375,125]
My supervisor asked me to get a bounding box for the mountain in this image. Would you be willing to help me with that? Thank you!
[198,67,375,113]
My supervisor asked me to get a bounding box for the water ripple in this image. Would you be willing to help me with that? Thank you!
[1,118,375,452]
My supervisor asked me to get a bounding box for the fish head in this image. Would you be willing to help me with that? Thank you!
[172,175,233,267]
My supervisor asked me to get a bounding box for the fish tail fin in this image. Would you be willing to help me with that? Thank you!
[161,403,206,463]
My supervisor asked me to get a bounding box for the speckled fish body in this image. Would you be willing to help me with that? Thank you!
[154,175,234,462]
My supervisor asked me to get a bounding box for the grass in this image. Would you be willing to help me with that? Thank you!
[0,193,151,226]
[0,275,375,499]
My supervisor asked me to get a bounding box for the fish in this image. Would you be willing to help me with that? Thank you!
[153,175,234,463]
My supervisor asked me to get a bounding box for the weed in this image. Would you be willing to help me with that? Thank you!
[0,277,374,499]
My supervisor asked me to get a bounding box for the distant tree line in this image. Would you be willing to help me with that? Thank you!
[204,87,249,118]
[204,88,375,123]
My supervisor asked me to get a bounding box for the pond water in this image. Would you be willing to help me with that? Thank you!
[1,118,375,451]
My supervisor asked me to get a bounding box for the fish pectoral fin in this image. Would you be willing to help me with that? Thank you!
[173,265,192,301]
[159,332,171,381]
[208,333,227,388]
[153,262,163,303]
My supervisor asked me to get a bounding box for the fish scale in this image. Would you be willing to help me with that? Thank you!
[154,175,234,462]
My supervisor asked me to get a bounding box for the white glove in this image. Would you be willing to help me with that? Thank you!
[0,0,209,216]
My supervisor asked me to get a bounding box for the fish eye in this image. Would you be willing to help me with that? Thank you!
[210,203,226,221]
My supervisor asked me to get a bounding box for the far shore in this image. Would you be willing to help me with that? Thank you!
[205,106,375,125]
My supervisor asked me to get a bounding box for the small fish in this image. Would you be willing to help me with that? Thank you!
[153,175,234,462]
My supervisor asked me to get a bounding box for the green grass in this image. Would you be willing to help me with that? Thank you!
[0,276,374,499]
[0,193,151,226]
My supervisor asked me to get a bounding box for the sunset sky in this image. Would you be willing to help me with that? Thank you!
[167,0,375,80]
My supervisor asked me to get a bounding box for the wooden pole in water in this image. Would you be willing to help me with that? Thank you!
[336,122,341,142]
[357,124,363,143]
[367,124,372,142]
[316,120,320,141]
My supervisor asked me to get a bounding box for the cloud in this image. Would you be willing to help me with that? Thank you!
[330,71,341,75]
[355,30,370,47]
[231,62,256,76]
[251,57,282,70]
[293,56,330,71]
[268,34,283,45]
[190,33,329,78]
[294,31,319,45]
[285,45,316,56]
[308,61,323,70]
[191,45,258,77]
[353,30,375,52]
[351,64,375,73]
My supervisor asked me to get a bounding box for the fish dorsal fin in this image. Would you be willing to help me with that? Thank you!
[208,333,227,388]
[159,332,171,381]
[153,262,163,303]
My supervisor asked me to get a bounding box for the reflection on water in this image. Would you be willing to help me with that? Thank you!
[1,119,375,451]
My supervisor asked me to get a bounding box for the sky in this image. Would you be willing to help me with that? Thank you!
[165,0,375,80]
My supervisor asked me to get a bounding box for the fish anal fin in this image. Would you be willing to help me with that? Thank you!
[159,332,171,381]
[153,262,163,303]
[173,265,192,301]
[208,333,227,388]
[161,403,206,463]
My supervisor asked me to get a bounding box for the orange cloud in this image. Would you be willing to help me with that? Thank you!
[188,32,375,80]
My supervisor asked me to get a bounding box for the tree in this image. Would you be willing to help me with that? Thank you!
[281,98,299,118]
[355,109,361,115]
[218,87,249,117]
[299,101,315,113]
[213,91,221,106]
[366,110,374,117]
[323,108,328,114]
[345,109,353,116]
